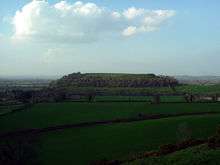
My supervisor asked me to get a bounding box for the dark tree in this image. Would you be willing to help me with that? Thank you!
[0,135,39,165]
[208,125,220,149]
[212,94,218,102]
[88,93,96,102]
[152,95,161,104]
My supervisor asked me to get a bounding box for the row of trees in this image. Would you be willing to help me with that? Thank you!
[1,89,219,104]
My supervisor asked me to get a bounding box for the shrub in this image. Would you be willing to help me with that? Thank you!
[176,139,204,150]
[208,125,220,149]
[159,144,177,155]
[90,159,121,165]
[176,122,192,142]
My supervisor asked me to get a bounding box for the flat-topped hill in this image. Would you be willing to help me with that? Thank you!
[50,73,179,88]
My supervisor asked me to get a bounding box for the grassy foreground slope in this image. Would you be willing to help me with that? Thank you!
[38,114,220,165]
[1,102,220,133]
[125,144,220,165]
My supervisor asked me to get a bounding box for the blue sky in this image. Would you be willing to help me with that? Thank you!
[0,0,220,76]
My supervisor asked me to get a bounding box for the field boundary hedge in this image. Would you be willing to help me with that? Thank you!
[0,103,32,117]
[92,139,207,165]
[1,111,220,139]
[92,126,220,165]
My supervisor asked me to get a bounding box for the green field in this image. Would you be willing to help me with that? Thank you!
[38,115,220,165]
[1,102,220,133]
[58,84,220,96]
[94,95,186,102]
[176,84,220,94]
[1,101,220,165]
[0,104,26,115]
[0,106,11,115]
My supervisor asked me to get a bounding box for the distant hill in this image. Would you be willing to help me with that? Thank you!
[175,76,220,85]
[0,79,52,91]
[50,72,179,88]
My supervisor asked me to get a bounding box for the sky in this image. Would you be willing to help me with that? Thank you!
[0,0,220,77]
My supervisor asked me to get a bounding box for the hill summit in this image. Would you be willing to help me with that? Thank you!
[50,73,179,88]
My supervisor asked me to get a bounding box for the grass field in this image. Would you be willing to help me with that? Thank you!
[0,104,26,115]
[94,95,186,102]
[1,102,220,133]
[0,106,11,115]
[1,101,220,164]
[38,114,220,165]
[176,84,220,94]
[63,84,220,95]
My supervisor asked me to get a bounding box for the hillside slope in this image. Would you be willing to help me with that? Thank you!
[50,73,178,88]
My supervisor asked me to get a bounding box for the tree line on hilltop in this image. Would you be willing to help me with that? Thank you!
[50,72,179,88]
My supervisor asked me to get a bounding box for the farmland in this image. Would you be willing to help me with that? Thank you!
[37,114,220,165]
[1,0,220,163]
[1,74,220,165]
[1,101,220,134]
[1,100,220,165]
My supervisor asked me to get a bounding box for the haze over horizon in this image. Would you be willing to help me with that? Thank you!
[1,0,220,76]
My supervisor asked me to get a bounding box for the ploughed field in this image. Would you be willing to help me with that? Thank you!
[1,99,220,165]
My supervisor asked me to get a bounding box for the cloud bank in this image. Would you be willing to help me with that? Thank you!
[12,0,175,43]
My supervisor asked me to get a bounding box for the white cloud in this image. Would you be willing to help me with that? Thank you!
[112,11,121,19]
[122,26,137,36]
[143,10,176,28]
[12,0,175,42]
[122,10,175,36]
[123,7,145,20]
